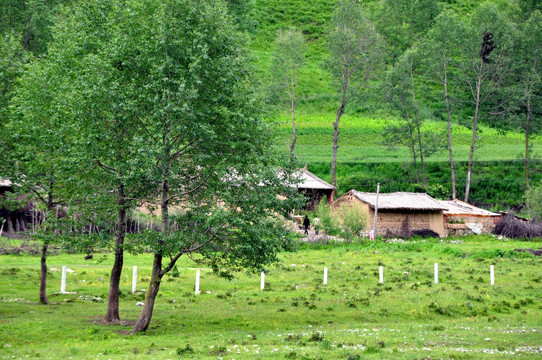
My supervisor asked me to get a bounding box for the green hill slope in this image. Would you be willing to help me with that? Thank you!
[249,0,542,211]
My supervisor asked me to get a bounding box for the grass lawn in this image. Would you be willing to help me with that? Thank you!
[1,235,541,359]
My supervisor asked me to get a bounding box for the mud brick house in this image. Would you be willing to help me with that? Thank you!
[331,190,447,237]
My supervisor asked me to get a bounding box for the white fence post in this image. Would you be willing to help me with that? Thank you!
[195,269,200,295]
[490,265,494,286]
[434,263,439,284]
[379,266,383,284]
[132,266,137,294]
[323,267,328,285]
[260,272,265,290]
[61,266,67,293]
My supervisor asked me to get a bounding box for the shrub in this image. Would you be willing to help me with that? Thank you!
[314,199,341,235]
[526,184,542,221]
[340,204,366,241]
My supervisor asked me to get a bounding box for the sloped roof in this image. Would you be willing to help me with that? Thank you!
[295,169,335,190]
[351,190,447,211]
[440,199,500,217]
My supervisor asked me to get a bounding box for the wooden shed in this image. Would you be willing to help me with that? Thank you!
[331,190,447,237]
[439,199,501,235]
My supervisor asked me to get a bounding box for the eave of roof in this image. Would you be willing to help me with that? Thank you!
[350,190,447,211]
[296,169,335,190]
[440,199,500,217]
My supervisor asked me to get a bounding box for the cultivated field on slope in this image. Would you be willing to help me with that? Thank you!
[1,235,541,359]
[272,113,542,164]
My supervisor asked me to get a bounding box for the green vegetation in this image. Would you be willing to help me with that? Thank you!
[248,0,542,211]
[1,235,541,359]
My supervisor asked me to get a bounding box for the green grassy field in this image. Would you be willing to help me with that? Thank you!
[272,113,542,164]
[1,235,541,359]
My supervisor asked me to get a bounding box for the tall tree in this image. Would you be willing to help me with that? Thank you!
[8,51,72,305]
[326,0,382,187]
[36,0,299,333]
[28,0,153,322]
[270,28,306,164]
[124,0,300,333]
[516,11,542,189]
[384,51,422,184]
[0,0,62,55]
[420,10,467,199]
[461,3,514,203]
[373,0,440,63]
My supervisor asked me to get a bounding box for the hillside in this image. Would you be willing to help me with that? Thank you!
[249,0,542,211]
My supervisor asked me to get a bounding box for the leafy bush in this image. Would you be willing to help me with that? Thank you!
[314,198,341,235]
[340,204,366,241]
[526,184,542,221]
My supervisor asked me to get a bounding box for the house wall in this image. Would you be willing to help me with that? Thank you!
[331,194,445,237]
[330,193,371,227]
[372,209,444,237]
[444,215,500,235]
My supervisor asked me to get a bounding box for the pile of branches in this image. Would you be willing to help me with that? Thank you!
[494,214,542,240]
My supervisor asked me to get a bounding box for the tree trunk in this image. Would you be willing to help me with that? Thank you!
[132,173,170,333]
[415,124,426,186]
[525,93,531,190]
[331,100,345,187]
[290,98,297,166]
[39,240,49,304]
[131,253,163,333]
[409,62,426,187]
[104,182,127,323]
[444,71,456,199]
[289,73,297,167]
[39,182,55,305]
[465,62,483,203]
[407,120,419,184]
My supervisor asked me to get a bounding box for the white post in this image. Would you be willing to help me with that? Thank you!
[132,266,137,294]
[61,266,67,293]
[195,269,200,295]
[323,267,328,285]
[260,272,265,290]
[490,265,494,286]
[379,266,383,284]
[434,263,438,284]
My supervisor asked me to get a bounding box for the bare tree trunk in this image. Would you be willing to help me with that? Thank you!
[289,73,297,166]
[331,99,345,187]
[104,182,126,323]
[131,253,163,333]
[465,62,483,203]
[415,125,426,186]
[39,240,49,304]
[409,62,426,187]
[525,93,531,190]
[39,181,55,305]
[444,71,456,199]
[406,119,419,184]
[132,146,170,334]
